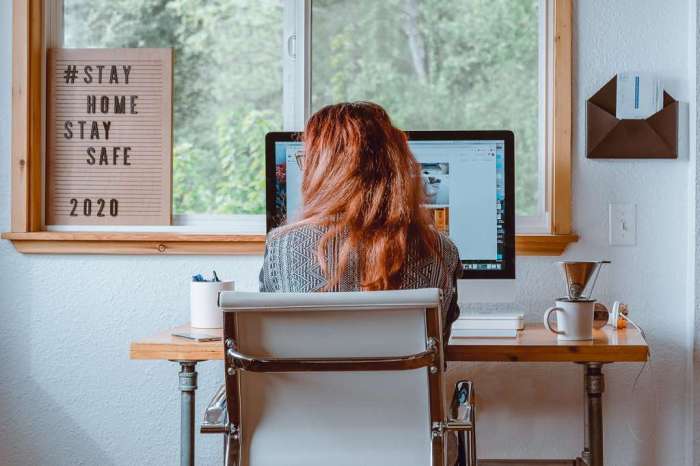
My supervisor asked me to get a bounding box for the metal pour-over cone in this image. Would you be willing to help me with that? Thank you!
[558,261,610,300]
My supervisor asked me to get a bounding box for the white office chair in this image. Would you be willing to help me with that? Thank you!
[202,288,476,466]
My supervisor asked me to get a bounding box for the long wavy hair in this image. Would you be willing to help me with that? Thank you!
[299,101,439,291]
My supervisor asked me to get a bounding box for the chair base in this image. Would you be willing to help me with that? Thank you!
[478,460,577,466]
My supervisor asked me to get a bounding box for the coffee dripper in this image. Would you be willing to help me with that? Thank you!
[558,261,610,301]
[556,261,611,329]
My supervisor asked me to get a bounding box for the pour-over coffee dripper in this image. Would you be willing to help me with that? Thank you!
[557,261,610,301]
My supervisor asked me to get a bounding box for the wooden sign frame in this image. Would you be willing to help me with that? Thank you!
[46,48,173,226]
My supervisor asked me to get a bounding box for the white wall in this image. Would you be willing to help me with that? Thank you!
[447,1,694,465]
[0,1,695,465]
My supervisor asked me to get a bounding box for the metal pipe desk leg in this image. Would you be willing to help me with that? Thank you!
[178,361,198,466]
[581,364,591,465]
[582,362,605,466]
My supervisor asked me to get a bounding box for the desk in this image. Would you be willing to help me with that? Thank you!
[130,324,648,466]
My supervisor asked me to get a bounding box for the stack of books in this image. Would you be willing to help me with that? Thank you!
[451,313,524,338]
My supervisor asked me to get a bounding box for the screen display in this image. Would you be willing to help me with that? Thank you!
[268,132,513,276]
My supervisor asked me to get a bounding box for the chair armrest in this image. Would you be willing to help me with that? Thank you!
[201,384,228,434]
[446,380,475,432]
[225,338,438,373]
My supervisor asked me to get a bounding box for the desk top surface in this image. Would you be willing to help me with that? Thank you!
[130,323,648,363]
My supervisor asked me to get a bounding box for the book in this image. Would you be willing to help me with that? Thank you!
[452,313,524,330]
[451,328,519,338]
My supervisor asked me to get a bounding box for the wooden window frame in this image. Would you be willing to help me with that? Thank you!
[3,0,576,255]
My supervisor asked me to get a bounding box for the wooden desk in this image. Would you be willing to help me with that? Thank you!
[131,325,225,361]
[131,323,648,363]
[447,324,648,363]
[130,324,648,466]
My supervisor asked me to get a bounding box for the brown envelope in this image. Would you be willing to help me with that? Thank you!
[587,76,678,159]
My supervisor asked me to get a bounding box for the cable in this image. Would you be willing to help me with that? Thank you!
[619,314,657,444]
[622,313,650,358]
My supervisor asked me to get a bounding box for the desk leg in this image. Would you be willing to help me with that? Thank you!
[581,364,591,465]
[581,362,605,466]
[178,361,198,466]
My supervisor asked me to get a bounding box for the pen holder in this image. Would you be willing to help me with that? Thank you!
[190,280,234,329]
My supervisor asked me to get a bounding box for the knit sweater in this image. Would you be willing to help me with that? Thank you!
[259,223,462,343]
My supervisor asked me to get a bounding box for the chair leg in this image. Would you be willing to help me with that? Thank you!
[467,385,477,466]
[452,380,477,466]
[224,429,239,466]
[457,431,467,466]
[466,426,477,466]
[455,429,476,466]
[222,433,226,466]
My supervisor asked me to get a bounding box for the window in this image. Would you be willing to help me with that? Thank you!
[61,0,284,231]
[311,0,542,221]
[5,0,575,254]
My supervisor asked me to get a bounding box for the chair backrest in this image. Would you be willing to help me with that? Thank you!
[218,288,447,466]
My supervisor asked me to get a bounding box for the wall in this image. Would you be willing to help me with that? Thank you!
[694,0,700,462]
[449,1,693,465]
[0,1,695,465]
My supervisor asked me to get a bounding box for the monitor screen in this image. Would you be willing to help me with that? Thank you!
[266,131,515,279]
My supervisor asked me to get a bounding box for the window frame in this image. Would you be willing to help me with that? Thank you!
[3,0,576,255]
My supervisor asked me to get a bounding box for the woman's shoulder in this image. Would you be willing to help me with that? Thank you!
[435,231,458,255]
[266,222,326,247]
[434,232,461,270]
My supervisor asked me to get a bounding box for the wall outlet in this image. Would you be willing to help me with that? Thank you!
[609,203,636,246]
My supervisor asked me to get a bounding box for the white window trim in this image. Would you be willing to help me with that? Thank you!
[283,0,311,131]
[515,0,552,233]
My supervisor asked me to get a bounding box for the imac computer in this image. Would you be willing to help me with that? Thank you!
[265,131,515,279]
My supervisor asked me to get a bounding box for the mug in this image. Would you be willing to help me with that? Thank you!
[191,280,234,329]
[543,298,595,341]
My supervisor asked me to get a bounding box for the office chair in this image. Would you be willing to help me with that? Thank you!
[202,288,476,466]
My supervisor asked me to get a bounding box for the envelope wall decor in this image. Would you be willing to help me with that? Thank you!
[587,76,678,159]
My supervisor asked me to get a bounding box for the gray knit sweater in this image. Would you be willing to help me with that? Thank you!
[259,223,462,342]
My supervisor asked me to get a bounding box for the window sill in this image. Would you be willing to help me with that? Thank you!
[1,232,266,255]
[516,233,578,256]
[3,232,578,256]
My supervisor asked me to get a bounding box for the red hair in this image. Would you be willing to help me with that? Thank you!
[300,102,438,291]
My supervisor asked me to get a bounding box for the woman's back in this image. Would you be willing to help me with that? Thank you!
[260,222,462,339]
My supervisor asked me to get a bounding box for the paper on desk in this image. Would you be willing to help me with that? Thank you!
[616,72,663,119]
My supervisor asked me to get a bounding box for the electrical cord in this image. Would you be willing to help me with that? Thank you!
[621,313,650,357]
[620,313,657,444]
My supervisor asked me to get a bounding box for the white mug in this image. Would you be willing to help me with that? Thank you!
[543,298,595,341]
[190,280,234,329]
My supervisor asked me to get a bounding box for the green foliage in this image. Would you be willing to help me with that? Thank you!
[64,0,282,215]
[65,0,540,216]
[312,0,540,215]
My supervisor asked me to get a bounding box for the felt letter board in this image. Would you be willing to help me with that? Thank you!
[47,48,173,225]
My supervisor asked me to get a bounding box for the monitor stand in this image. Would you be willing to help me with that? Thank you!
[457,279,516,304]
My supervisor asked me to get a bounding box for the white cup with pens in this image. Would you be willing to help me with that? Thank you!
[190,271,234,329]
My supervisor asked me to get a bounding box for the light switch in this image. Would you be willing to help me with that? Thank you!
[609,203,636,246]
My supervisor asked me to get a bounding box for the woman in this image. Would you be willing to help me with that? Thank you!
[260,101,462,344]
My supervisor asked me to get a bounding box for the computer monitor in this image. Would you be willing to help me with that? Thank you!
[265,130,515,279]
